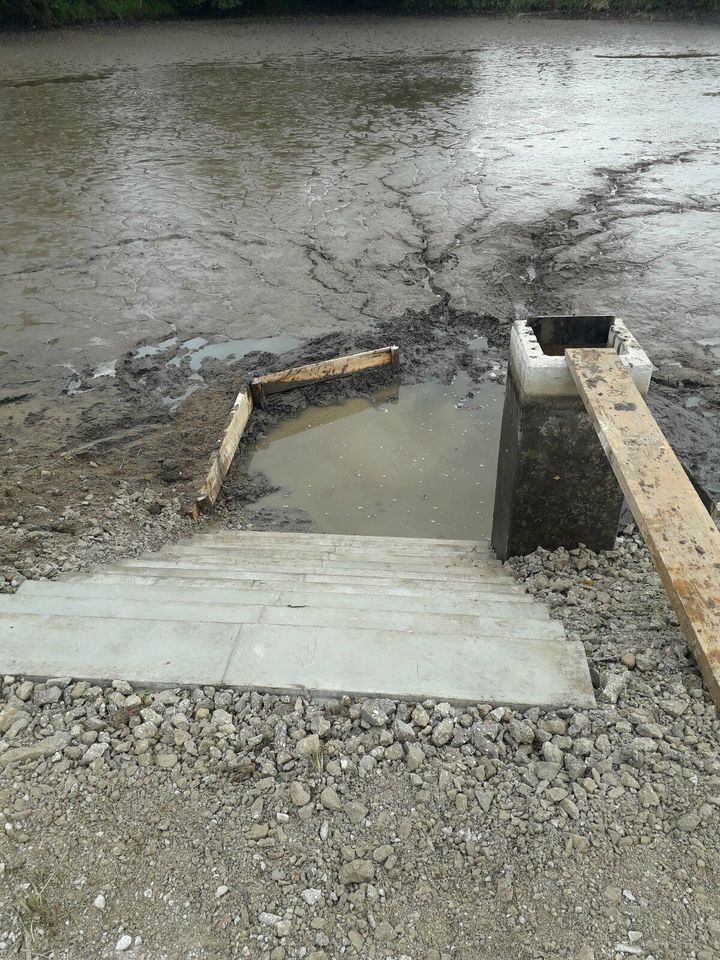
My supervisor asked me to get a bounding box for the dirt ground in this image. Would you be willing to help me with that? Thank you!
[1,531,719,960]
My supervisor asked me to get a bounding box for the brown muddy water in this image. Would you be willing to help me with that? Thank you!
[247,374,503,539]
[2,16,720,384]
[0,15,719,544]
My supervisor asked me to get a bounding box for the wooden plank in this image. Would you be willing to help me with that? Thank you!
[189,344,398,515]
[250,345,399,402]
[189,387,253,519]
[566,348,720,706]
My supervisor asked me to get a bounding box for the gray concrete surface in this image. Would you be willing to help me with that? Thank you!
[0,532,595,708]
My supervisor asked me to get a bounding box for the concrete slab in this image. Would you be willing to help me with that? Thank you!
[0,613,240,687]
[87,566,528,593]
[0,595,262,626]
[198,532,485,549]
[193,537,496,558]
[162,545,500,569]
[0,595,556,637]
[118,559,511,583]
[256,604,561,639]
[151,552,502,576]
[33,577,539,611]
[223,624,595,709]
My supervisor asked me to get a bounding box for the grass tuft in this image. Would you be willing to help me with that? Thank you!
[14,879,59,954]
[309,741,325,774]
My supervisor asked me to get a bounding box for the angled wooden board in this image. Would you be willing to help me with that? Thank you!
[190,387,253,518]
[566,348,720,706]
[251,345,399,401]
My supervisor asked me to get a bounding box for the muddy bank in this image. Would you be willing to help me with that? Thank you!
[1,295,717,594]
[0,302,507,587]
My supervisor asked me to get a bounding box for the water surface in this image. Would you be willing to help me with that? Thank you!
[1,16,719,391]
[248,374,503,539]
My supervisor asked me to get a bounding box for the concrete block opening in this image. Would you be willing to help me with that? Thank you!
[527,315,614,356]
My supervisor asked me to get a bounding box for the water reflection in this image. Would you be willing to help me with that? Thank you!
[247,373,503,539]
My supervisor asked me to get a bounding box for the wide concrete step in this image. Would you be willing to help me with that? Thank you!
[198,531,485,551]
[147,549,502,576]
[49,568,536,604]
[0,614,594,708]
[18,578,546,616]
[194,535,494,559]
[161,543,500,569]
[0,594,558,638]
[117,558,512,584]
[105,566,525,593]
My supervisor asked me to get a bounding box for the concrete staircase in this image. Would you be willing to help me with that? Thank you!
[0,531,594,708]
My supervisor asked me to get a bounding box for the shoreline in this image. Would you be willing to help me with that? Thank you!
[2,6,719,32]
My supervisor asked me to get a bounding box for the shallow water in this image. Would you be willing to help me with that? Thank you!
[247,374,503,539]
[1,15,719,397]
[174,335,302,371]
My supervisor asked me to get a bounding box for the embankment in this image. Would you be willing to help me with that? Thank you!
[1,0,718,30]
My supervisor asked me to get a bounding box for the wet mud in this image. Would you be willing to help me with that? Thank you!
[1,16,719,572]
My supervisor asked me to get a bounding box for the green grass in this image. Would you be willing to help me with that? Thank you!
[53,0,178,21]
[1,0,181,27]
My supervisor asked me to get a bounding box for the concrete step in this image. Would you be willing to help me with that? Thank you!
[194,534,494,559]
[0,612,239,688]
[118,558,512,585]
[90,565,526,592]
[0,594,558,638]
[147,548,502,575]
[0,613,594,708]
[198,531,485,551]
[162,543,499,568]
[19,578,545,616]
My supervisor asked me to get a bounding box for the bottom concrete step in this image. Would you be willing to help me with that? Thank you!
[0,614,594,708]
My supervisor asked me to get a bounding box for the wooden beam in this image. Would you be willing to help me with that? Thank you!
[250,345,399,403]
[566,348,720,706]
[189,387,253,518]
[189,344,399,515]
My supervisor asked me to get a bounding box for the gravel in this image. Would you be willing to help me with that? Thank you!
[0,527,719,958]
[0,483,198,596]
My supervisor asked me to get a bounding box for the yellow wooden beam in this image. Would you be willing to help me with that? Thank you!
[190,387,253,518]
[566,348,720,707]
[250,345,399,405]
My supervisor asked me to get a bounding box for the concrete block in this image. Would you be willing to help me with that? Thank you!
[492,315,651,560]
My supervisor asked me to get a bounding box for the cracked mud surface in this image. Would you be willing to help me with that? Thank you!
[0,15,719,573]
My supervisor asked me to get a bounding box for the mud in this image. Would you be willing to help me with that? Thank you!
[1,15,719,579]
[0,302,505,581]
[596,52,720,58]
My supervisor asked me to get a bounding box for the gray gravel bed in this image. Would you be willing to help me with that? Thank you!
[0,529,718,959]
